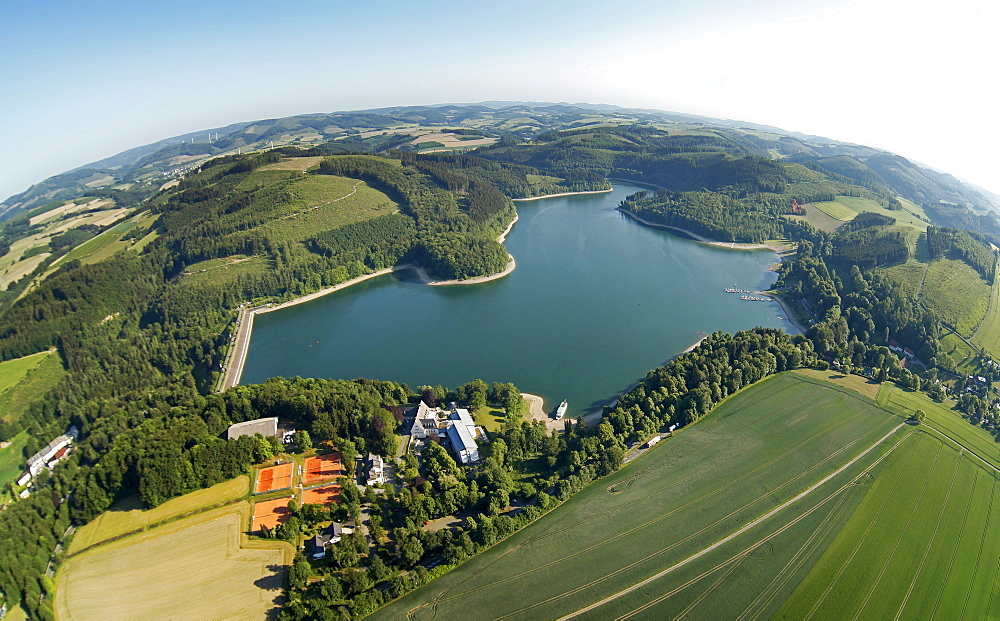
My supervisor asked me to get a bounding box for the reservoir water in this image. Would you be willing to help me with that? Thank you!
[242,183,795,414]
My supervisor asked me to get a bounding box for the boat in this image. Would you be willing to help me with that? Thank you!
[555,400,568,419]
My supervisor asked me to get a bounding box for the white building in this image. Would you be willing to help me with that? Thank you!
[26,426,78,478]
[366,453,386,486]
[226,417,279,440]
[410,401,442,440]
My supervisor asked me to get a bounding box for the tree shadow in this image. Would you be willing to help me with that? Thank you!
[256,563,287,620]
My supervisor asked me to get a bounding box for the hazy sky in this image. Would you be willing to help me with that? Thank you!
[1,0,997,201]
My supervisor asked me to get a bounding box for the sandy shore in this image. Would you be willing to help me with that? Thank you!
[512,188,612,202]
[682,334,710,354]
[617,208,788,253]
[759,292,809,334]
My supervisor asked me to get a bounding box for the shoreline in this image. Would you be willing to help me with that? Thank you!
[681,334,710,354]
[219,215,522,391]
[617,208,788,254]
[512,188,612,202]
[758,291,809,334]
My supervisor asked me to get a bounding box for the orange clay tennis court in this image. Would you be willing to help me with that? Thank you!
[252,497,294,531]
[302,485,341,506]
[254,462,293,494]
[303,453,341,485]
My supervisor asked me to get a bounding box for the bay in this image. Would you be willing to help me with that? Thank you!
[242,183,796,415]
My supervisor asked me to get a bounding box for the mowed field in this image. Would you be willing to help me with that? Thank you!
[375,372,907,620]
[777,431,1000,619]
[972,268,1000,360]
[0,348,53,395]
[56,503,293,621]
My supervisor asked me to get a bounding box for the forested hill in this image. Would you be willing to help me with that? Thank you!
[4,103,996,226]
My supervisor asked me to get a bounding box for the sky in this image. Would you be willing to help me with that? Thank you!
[1,0,998,201]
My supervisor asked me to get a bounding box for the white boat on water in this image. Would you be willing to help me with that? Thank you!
[555,400,568,419]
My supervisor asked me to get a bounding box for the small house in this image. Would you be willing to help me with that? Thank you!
[366,453,386,486]
[309,523,352,559]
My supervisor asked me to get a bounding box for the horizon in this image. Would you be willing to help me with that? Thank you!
[1,0,997,201]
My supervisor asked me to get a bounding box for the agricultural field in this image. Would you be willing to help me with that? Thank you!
[68,475,250,554]
[784,208,845,233]
[777,431,1000,619]
[0,349,67,424]
[375,372,907,620]
[920,258,992,335]
[940,331,983,375]
[56,503,292,621]
[877,383,1000,471]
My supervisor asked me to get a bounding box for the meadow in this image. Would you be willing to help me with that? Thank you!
[375,372,904,620]
[0,349,66,424]
[972,268,1000,360]
[0,431,30,495]
[0,349,53,395]
[919,258,991,335]
[55,503,292,621]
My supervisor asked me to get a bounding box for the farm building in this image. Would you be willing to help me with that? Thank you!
[16,472,31,487]
[26,426,78,478]
[646,436,661,448]
[226,417,279,440]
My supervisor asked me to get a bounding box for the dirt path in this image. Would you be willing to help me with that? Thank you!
[558,423,907,619]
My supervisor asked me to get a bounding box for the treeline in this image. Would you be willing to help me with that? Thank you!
[926,225,996,280]
[619,190,786,243]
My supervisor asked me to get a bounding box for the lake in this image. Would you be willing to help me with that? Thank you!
[241,183,795,415]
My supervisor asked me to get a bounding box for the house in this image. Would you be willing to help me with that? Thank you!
[226,417,279,440]
[309,523,352,559]
[366,453,386,486]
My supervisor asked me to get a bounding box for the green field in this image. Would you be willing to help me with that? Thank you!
[375,373,906,620]
[0,349,52,395]
[920,259,992,335]
[878,383,1000,471]
[0,431,30,493]
[810,199,858,221]
[940,331,983,375]
[971,268,1000,361]
[778,431,1000,619]
[0,350,67,424]
[784,208,845,233]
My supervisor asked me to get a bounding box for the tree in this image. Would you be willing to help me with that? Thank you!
[294,430,312,452]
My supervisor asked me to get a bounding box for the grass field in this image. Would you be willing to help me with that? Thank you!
[374,372,905,620]
[0,430,30,493]
[0,349,53,395]
[920,258,991,335]
[56,503,292,621]
[940,331,983,375]
[777,431,1000,619]
[0,350,67,424]
[473,405,506,432]
[784,209,845,233]
[68,476,249,554]
[972,268,1000,361]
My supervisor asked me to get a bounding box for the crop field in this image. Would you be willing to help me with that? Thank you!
[374,373,906,620]
[252,497,295,531]
[255,462,293,494]
[68,476,250,554]
[259,155,324,171]
[877,383,1000,471]
[0,349,53,395]
[303,453,341,484]
[302,484,341,506]
[56,503,292,621]
[0,350,67,424]
[777,431,1000,619]
[920,258,991,335]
